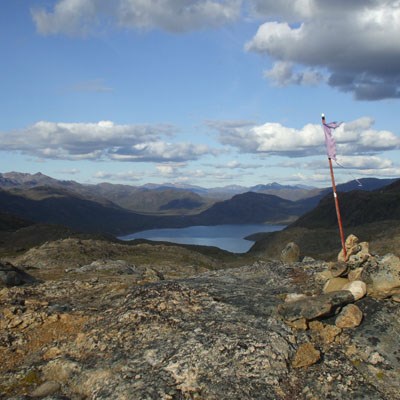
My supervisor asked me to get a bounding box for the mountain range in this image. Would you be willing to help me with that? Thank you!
[0,171,396,212]
[0,171,398,243]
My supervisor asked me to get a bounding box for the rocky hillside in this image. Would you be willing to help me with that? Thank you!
[1,234,399,399]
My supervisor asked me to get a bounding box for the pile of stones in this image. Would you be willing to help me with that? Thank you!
[277,234,400,368]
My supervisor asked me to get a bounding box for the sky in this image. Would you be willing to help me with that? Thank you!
[1,0,400,188]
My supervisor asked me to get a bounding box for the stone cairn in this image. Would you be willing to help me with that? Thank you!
[278,234,400,368]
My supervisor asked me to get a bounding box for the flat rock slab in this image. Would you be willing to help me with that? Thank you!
[1,260,398,400]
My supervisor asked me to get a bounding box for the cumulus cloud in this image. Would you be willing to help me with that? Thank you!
[246,0,400,100]
[0,120,210,163]
[210,117,400,158]
[32,0,241,35]
[31,1,400,100]
[110,141,211,162]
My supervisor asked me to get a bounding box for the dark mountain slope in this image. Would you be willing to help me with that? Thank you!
[0,187,169,235]
[295,177,399,212]
[190,192,310,225]
[159,195,204,211]
[334,177,397,193]
[0,210,104,257]
[0,212,34,232]
[291,178,400,229]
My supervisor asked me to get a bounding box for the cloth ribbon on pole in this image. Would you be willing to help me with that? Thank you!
[321,114,347,259]
[322,119,341,160]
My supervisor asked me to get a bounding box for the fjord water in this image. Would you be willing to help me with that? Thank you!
[118,224,285,253]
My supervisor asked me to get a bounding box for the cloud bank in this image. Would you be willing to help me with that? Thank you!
[211,117,400,157]
[31,1,400,100]
[0,121,210,163]
[32,0,241,35]
[246,0,400,100]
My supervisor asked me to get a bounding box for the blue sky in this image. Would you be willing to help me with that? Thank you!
[1,0,400,188]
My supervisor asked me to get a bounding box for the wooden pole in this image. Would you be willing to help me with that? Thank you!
[322,114,347,259]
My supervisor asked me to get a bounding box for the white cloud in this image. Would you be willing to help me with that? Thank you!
[304,155,395,170]
[249,0,314,20]
[356,167,400,177]
[57,168,81,175]
[337,118,400,154]
[111,141,211,162]
[93,170,141,181]
[153,166,246,185]
[264,61,324,87]
[212,119,324,156]
[155,162,186,176]
[246,1,400,100]
[32,0,241,35]
[156,165,176,176]
[30,1,400,100]
[338,156,394,170]
[210,117,400,158]
[32,0,102,36]
[0,120,211,163]
[152,167,206,183]
[290,172,329,185]
[208,160,263,169]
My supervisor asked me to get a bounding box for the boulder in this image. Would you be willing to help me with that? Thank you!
[281,242,300,263]
[361,253,400,299]
[342,280,366,301]
[0,261,38,287]
[277,291,355,322]
[335,304,363,328]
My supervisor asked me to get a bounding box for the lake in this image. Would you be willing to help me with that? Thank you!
[118,224,285,253]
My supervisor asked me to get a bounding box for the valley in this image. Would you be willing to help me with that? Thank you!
[1,171,400,399]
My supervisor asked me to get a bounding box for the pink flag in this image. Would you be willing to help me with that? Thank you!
[323,121,341,160]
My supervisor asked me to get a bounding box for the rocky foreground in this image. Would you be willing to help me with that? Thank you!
[1,236,400,399]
